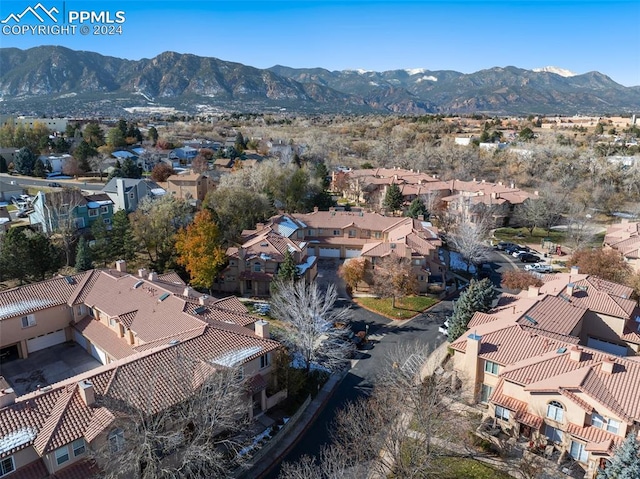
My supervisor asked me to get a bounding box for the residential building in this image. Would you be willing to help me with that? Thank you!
[603,219,640,272]
[219,208,444,295]
[165,172,216,207]
[101,178,165,213]
[29,190,114,234]
[0,180,24,204]
[0,263,282,478]
[450,269,640,478]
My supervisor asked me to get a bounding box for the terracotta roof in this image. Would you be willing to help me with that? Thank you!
[4,458,48,479]
[156,272,186,285]
[291,210,408,233]
[515,295,587,336]
[566,422,622,451]
[52,459,100,479]
[489,379,544,429]
[72,316,135,360]
[0,272,89,320]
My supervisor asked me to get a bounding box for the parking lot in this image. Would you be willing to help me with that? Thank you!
[0,341,102,395]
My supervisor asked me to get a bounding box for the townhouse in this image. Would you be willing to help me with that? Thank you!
[165,172,216,207]
[101,177,165,213]
[450,268,640,478]
[603,219,640,273]
[0,262,282,478]
[331,167,532,227]
[29,190,114,234]
[218,208,444,295]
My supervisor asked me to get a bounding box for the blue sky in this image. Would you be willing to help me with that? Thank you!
[2,0,639,86]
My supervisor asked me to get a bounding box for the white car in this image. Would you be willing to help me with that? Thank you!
[524,263,553,273]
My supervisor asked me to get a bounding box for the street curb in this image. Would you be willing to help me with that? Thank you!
[252,369,347,479]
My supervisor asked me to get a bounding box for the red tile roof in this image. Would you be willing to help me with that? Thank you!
[72,316,135,360]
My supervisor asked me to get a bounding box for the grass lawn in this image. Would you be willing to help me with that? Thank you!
[493,226,565,245]
[432,457,512,479]
[354,296,438,320]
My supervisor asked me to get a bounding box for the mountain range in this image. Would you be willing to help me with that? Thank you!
[1,46,639,116]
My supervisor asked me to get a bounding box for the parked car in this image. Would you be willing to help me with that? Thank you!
[504,244,524,254]
[511,247,531,257]
[519,253,541,263]
[47,182,62,188]
[524,263,553,273]
[496,242,518,251]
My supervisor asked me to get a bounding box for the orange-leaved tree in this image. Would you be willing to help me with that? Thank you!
[175,209,226,294]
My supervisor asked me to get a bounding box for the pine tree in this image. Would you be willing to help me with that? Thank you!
[448,278,496,341]
[406,197,428,219]
[75,237,93,272]
[383,183,403,213]
[597,433,640,479]
[32,158,46,177]
[0,155,8,173]
[277,249,298,282]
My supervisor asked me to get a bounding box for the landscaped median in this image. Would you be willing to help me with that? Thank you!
[353,296,438,320]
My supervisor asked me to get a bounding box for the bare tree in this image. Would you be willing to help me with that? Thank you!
[446,219,491,272]
[92,351,249,479]
[45,188,86,266]
[270,280,353,373]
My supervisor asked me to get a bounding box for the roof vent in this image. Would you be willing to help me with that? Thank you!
[158,292,170,302]
[133,280,143,289]
[524,315,538,325]
[64,276,75,285]
[556,347,567,354]
[168,339,180,346]
[390,243,396,249]
[194,305,206,315]
[260,243,268,247]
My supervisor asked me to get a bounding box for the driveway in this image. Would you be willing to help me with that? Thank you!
[0,341,103,395]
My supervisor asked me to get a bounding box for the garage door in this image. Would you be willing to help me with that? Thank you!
[318,248,340,258]
[587,337,627,356]
[27,329,66,353]
[345,249,361,258]
[90,343,108,365]
[73,329,88,350]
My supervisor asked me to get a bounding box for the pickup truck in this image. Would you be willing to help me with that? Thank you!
[524,263,553,273]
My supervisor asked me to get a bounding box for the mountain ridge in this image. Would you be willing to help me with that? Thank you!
[1,46,638,116]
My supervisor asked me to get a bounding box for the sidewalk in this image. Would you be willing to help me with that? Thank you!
[242,370,346,479]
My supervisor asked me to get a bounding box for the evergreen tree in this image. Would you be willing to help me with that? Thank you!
[597,433,640,479]
[234,132,246,153]
[32,158,46,177]
[13,147,36,175]
[448,278,496,341]
[383,183,403,213]
[121,158,142,179]
[27,232,63,281]
[277,250,298,282]
[0,228,30,284]
[0,155,8,173]
[148,126,159,145]
[75,237,93,272]
[405,197,428,219]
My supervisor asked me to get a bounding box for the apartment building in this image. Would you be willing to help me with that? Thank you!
[603,219,640,273]
[450,269,640,478]
[218,208,444,295]
[0,263,281,478]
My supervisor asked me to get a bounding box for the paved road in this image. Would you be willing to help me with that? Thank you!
[0,173,104,192]
[263,276,454,478]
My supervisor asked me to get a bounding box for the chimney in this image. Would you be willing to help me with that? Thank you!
[256,223,265,230]
[0,388,17,408]
[313,206,319,213]
[566,282,575,297]
[183,286,194,297]
[127,329,135,345]
[117,323,125,338]
[534,191,539,196]
[570,266,580,275]
[528,285,540,298]
[148,271,158,282]
[138,268,147,278]
[115,259,127,273]
[417,214,424,221]
[255,320,270,339]
[465,332,482,400]
[601,357,615,374]
[569,345,583,362]
[78,380,95,406]
[198,294,208,305]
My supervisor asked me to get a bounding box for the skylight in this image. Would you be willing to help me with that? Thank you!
[158,293,170,302]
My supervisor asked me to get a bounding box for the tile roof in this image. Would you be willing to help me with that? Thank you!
[72,316,135,360]
[566,422,622,451]
[515,295,587,336]
[52,459,100,479]
[291,210,408,232]
[4,458,48,479]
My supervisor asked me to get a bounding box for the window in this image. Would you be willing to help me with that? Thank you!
[495,405,510,421]
[333,230,341,236]
[88,208,99,217]
[21,314,36,328]
[74,217,85,229]
[591,413,604,429]
[109,429,125,453]
[253,262,261,272]
[128,192,135,200]
[109,317,117,328]
[480,384,493,403]
[606,419,620,434]
[544,424,563,443]
[55,446,70,465]
[103,218,111,225]
[59,204,69,216]
[570,441,588,463]
[307,229,314,236]
[348,229,356,238]
[260,353,270,369]
[484,360,499,375]
[72,438,85,456]
[100,205,109,214]
[374,232,382,239]
[0,457,15,477]
[546,401,564,422]
[297,231,304,239]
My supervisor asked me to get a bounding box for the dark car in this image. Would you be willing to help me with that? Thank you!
[47,182,62,188]
[496,242,518,251]
[519,253,541,263]
[504,244,523,254]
